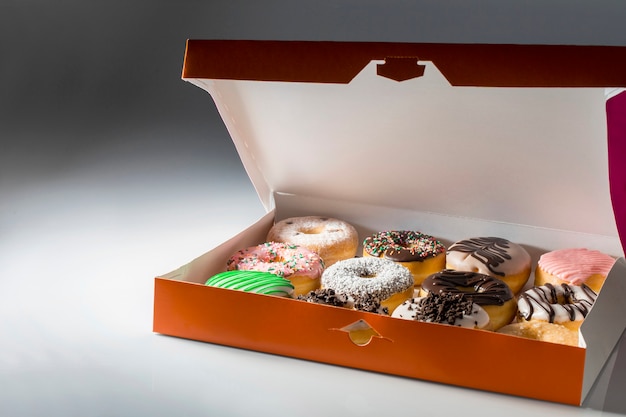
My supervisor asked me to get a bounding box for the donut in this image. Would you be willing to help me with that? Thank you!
[446,237,531,294]
[321,257,414,314]
[392,292,490,329]
[226,242,324,296]
[205,270,294,297]
[497,321,579,346]
[517,283,597,331]
[419,270,516,331]
[534,248,616,293]
[362,230,446,286]
[267,216,359,266]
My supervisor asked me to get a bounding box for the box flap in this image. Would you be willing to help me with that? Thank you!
[183,41,626,252]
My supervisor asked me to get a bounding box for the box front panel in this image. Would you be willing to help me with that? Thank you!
[154,278,584,405]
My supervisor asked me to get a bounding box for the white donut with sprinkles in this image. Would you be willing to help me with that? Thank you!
[321,257,414,314]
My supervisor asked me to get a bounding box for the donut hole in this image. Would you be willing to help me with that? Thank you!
[359,273,378,279]
[297,226,326,235]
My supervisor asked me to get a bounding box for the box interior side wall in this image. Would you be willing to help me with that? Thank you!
[273,192,624,261]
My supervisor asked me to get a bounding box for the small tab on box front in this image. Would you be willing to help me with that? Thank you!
[333,319,391,346]
[376,57,425,82]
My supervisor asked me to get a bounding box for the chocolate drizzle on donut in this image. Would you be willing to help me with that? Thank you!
[519,283,597,323]
[421,270,513,306]
[447,237,513,276]
[363,230,445,262]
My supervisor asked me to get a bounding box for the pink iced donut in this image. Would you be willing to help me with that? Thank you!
[534,248,616,293]
[227,242,324,296]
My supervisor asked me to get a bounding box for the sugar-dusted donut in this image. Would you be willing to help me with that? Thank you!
[321,257,414,314]
[534,248,616,293]
[392,292,490,329]
[226,242,324,296]
[267,216,358,267]
[362,230,446,287]
[517,283,597,331]
[205,270,294,297]
[446,236,531,294]
[419,269,516,331]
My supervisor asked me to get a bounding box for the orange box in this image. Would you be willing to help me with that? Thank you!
[154,40,626,406]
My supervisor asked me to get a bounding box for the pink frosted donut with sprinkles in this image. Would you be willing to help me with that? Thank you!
[534,248,616,294]
[227,242,324,296]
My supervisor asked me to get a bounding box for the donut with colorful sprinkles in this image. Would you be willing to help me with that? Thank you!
[362,230,446,286]
[227,242,324,296]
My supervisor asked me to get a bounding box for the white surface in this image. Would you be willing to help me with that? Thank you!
[4,1,626,416]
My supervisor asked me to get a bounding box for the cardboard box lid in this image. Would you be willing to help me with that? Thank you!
[182,40,626,254]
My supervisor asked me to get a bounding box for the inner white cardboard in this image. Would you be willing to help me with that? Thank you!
[191,60,619,241]
[183,58,626,403]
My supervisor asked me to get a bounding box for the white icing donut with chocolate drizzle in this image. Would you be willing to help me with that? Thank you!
[446,237,531,294]
[321,257,414,314]
[267,216,358,267]
[517,283,597,330]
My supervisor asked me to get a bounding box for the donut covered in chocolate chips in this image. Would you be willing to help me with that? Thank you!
[419,269,517,331]
[362,230,446,287]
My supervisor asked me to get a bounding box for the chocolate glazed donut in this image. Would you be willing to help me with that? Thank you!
[363,230,446,286]
[420,270,516,331]
[421,270,512,305]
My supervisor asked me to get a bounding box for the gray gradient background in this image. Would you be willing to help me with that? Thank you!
[3,1,626,416]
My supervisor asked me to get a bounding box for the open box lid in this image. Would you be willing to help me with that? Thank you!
[183,40,626,254]
[180,40,626,404]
